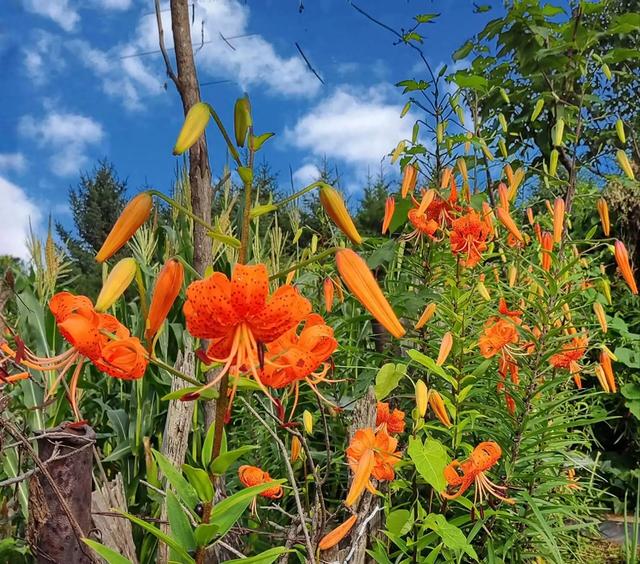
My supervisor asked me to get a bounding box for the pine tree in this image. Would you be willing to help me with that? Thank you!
[356,169,391,236]
[56,161,127,296]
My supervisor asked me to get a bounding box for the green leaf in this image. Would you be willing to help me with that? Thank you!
[225,547,292,563]
[452,73,488,91]
[166,491,196,554]
[119,511,195,564]
[389,196,411,233]
[182,464,214,502]
[210,445,258,475]
[407,437,448,492]
[453,40,473,61]
[414,13,439,24]
[387,509,413,537]
[82,539,133,564]
[423,514,478,560]
[375,363,407,401]
[194,523,219,547]
[251,132,275,151]
[407,350,457,388]
[201,423,216,469]
[209,481,286,539]
[614,347,640,368]
[162,386,219,401]
[473,4,491,13]
[152,449,199,510]
[622,383,640,400]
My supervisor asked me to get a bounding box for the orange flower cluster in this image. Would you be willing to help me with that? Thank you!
[549,336,588,372]
[376,402,405,434]
[449,209,493,267]
[442,441,514,505]
[345,427,401,507]
[406,187,460,242]
[2,292,147,419]
[238,465,283,499]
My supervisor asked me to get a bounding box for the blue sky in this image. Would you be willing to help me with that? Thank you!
[0,0,503,259]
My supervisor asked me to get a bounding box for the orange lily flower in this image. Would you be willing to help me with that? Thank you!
[449,209,492,267]
[406,189,438,241]
[401,164,418,198]
[183,263,311,404]
[550,335,588,371]
[382,196,395,235]
[541,231,553,271]
[1,292,146,419]
[376,402,405,434]
[319,515,357,551]
[336,249,405,338]
[145,259,184,345]
[260,314,338,416]
[345,428,401,507]
[96,193,153,263]
[442,441,514,505]
[495,207,524,243]
[238,465,283,504]
[553,197,565,244]
[479,318,519,359]
[597,198,610,236]
[614,240,638,294]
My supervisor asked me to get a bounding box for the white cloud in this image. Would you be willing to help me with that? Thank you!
[18,111,104,177]
[22,0,80,32]
[292,163,321,188]
[0,176,42,260]
[23,30,67,85]
[285,85,414,168]
[0,153,27,174]
[95,0,132,9]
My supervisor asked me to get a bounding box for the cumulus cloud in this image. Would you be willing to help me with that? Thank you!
[0,153,27,174]
[285,85,414,168]
[292,163,321,188]
[95,0,132,9]
[0,176,42,260]
[22,0,80,32]
[18,111,104,177]
[23,30,67,85]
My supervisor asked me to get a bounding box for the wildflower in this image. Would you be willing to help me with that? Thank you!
[345,428,401,507]
[238,465,283,501]
[495,207,524,243]
[145,259,184,345]
[401,164,418,198]
[382,196,395,234]
[95,258,138,312]
[183,263,311,404]
[415,303,436,330]
[436,332,453,366]
[323,278,335,313]
[614,240,638,294]
[407,190,438,240]
[553,198,565,244]
[442,441,514,504]
[541,231,553,271]
[260,314,338,415]
[319,184,363,245]
[96,193,153,263]
[319,515,357,551]
[415,380,428,417]
[429,390,452,427]
[479,318,519,359]
[597,198,610,236]
[1,292,147,419]
[376,402,405,434]
[550,335,588,370]
[449,210,492,267]
[336,249,405,338]
[173,102,211,155]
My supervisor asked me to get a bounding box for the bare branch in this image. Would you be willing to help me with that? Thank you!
[155,0,179,86]
[295,42,325,85]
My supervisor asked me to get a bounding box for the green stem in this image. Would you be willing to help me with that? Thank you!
[275,181,326,208]
[269,247,341,281]
[147,190,215,234]
[204,103,242,167]
[148,356,200,386]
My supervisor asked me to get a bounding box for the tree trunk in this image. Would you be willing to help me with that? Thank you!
[27,424,96,563]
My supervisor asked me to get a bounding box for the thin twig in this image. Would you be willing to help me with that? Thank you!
[238,396,317,564]
[155,0,179,86]
[295,42,325,85]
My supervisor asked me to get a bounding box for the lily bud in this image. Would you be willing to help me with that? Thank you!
[597,198,610,236]
[526,208,535,225]
[594,365,610,393]
[324,278,335,313]
[614,240,638,294]
[599,351,616,393]
[509,167,525,202]
[552,118,565,147]
[285,270,296,285]
[336,249,405,338]
[601,278,612,305]
[617,150,635,180]
[234,96,252,148]
[96,193,153,263]
[173,102,211,155]
[290,436,302,463]
[401,164,418,198]
[440,167,453,190]
[593,302,607,333]
[477,281,491,301]
[319,515,357,551]
[508,265,518,287]
[482,202,495,233]
[319,185,362,245]
[303,410,313,434]
[496,207,524,243]
[601,63,612,80]
[415,380,428,417]
[549,149,559,177]
[415,303,436,330]
[531,98,544,121]
[541,231,553,271]
[616,119,626,144]
[498,183,509,211]
[464,131,472,154]
[429,391,452,427]
[553,197,565,244]
[382,197,395,235]
[457,158,468,182]
[95,258,137,312]
[145,259,184,344]
[436,332,453,366]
